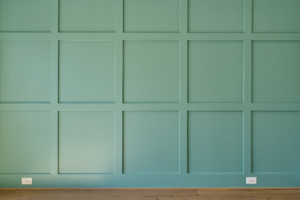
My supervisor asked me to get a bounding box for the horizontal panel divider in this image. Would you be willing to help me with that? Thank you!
[1,33,300,41]
[0,33,300,41]
[1,103,299,112]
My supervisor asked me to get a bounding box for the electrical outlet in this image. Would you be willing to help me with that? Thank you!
[246,177,257,184]
[22,178,32,185]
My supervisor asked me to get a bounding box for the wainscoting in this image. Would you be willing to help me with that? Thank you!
[0,0,300,188]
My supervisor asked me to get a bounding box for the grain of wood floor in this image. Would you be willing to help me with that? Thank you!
[0,188,300,200]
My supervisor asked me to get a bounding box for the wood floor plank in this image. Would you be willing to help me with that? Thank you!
[0,189,300,200]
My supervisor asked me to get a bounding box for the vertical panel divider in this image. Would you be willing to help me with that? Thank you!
[116,0,124,34]
[115,40,123,175]
[243,0,253,175]
[179,40,188,174]
[179,0,188,175]
[115,0,124,175]
[50,0,59,175]
[181,0,188,35]
[244,0,253,35]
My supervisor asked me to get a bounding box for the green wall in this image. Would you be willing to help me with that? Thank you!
[0,0,300,188]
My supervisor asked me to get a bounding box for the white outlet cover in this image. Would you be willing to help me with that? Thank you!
[246,177,257,184]
[22,178,32,185]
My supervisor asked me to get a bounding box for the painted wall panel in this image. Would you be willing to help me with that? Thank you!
[252,41,300,103]
[124,0,180,33]
[252,112,300,173]
[0,41,51,103]
[0,0,300,188]
[188,0,244,33]
[188,41,243,103]
[0,112,50,174]
[188,112,243,174]
[59,41,115,103]
[123,112,179,174]
[0,0,51,32]
[253,0,300,33]
[124,41,179,103]
[59,111,115,174]
[59,0,115,32]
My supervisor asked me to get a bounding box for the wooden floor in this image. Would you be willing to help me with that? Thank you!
[0,188,300,200]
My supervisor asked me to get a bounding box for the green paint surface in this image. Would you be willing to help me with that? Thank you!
[124,41,179,103]
[0,41,51,103]
[123,112,179,174]
[124,0,180,33]
[189,0,244,33]
[188,112,243,174]
[59,0,115,32]
[253,0,300,33]
[0,112,51,173]
[59,41,115,103]
[59,112,115,174]
[188,41,243,103]
[252,112,300,173]
[252,41,300,103]
[0,0,51,32]
[0,0,300,188]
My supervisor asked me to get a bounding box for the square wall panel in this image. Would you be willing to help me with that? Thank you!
[0,112,50,173]
[0,0,51,32]
[252,112,300,173]
[253,0,300,33]
[188,41,243,103]
[253,41,300,103]
[188,112,243,174]
[0,41,51,103]
[188,0,244,33]
[123,112,179,174]
[59,41,115,103]
[59,112,115,174]
[124,41,179,103]
[124,0,179,33]
[59,0,115,32]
